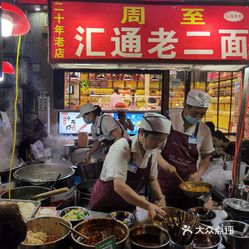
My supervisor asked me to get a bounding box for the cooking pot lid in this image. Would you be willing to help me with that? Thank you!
[13,163,74,182]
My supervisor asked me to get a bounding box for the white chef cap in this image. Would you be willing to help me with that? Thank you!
[140,113,171,134]
[186,89,210,108]
[76,103,96,118]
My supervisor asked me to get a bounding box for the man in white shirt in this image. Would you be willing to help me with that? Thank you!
[158,89,214,209]
[110,88,124,109]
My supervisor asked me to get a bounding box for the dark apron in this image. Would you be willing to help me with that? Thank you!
[88,139,152,212]
[158,123,200,209]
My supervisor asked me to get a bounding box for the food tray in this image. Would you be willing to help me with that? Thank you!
[0,199,41,221]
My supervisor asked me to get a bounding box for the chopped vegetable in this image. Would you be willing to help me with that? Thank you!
[62,208,89,221]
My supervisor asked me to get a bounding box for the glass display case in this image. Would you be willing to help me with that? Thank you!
[64,72,162,112]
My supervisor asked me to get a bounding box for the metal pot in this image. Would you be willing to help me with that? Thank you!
[130,224,170,249]
[192,224,222,249]
[222,198,249,220]
[218,220,249,249]
[0,186,50,206]
[75,179,97,207]
[13,163,75,208]
[75,160,103,181]
[71,218,129,249]
[0,159,24,183]
[20,216,72,249]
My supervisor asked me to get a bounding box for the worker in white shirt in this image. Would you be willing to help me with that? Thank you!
[110,88,124,109]
[88,113,172,219]
[158,89,214,209]
[76,103,127,160]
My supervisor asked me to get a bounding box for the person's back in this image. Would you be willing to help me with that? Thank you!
[110,88,124,108]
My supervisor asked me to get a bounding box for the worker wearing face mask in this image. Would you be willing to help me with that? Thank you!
[157,89,214,209]
[88,113,172,219]
[76,103,127,160]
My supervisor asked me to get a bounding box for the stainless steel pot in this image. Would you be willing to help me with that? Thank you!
[0,186,50,206]
[129,224,170,249]
[0,159,24,183]
[218,220,249,249]
[75,160,103,181]
[20,216,71,249]
[13,163,75,208]
[71,218,129,249]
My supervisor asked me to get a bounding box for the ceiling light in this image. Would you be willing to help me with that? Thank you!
[96,74,106,80]
[35,7,41,12]
[2,15,13,37]
[1,2,30,36]
[3,61,15,74]
[123,74,133,81]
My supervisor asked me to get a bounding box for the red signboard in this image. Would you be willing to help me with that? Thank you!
[49,2,249,62]
[16,0,47,4]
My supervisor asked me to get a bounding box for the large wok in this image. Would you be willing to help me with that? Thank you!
[179,181,213,199]
[0,186,51,206]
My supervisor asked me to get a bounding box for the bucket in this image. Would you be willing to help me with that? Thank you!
[75,179,97,207]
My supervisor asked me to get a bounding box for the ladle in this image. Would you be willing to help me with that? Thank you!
[59,222,90,240]
[31,187,68,200]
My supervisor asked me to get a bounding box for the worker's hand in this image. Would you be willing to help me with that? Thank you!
[189,172,202,181]
[83,151,91,163]
[204,197,220,210]
[147,203,165,220]
[166,164,177,174]
[154,195,166,207]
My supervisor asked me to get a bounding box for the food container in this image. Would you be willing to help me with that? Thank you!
[20,216,71,249]
[75,179,96,207]
[218,220,249,249]
[222,198,249,220]
[129,224,170,249]
[0,199,40,221]
[13,163,75,208]
[193,225,222,249]
[60,206,90,226]
[108,211,136,227]
[188,207,216,224]
[179,181,213,199]
[71,218,129,249]
[1,186,51,206]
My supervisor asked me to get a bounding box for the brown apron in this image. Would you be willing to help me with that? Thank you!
[88,138,152,212]
[158,123,200,209]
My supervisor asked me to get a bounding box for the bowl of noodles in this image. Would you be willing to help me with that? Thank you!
[20,216,71,249]
[179,181,213,199]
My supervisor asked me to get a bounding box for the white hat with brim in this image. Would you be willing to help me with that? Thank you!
[76,103,95,119]
[140,113,171,134]
[186,89,210,108]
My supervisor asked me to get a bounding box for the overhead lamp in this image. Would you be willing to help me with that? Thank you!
[123,74,133,81]
[3,61,15,74]
[96,73,106,80]
[69,72,79,78]
[0,61,15,81]
[150,74,159,82]
[1,2,30,37]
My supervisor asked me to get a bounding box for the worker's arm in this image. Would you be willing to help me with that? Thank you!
[110,128,123,141]
[85,139,101,160]
[149,177,166,207]
[126,119,134,131]
[157,153,176,173]
[189,154,210,181]
[113,178,164,219]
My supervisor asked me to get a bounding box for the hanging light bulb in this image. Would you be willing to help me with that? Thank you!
[3,61,15,74]
[1,2,30,36]
[2,14,14,37]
